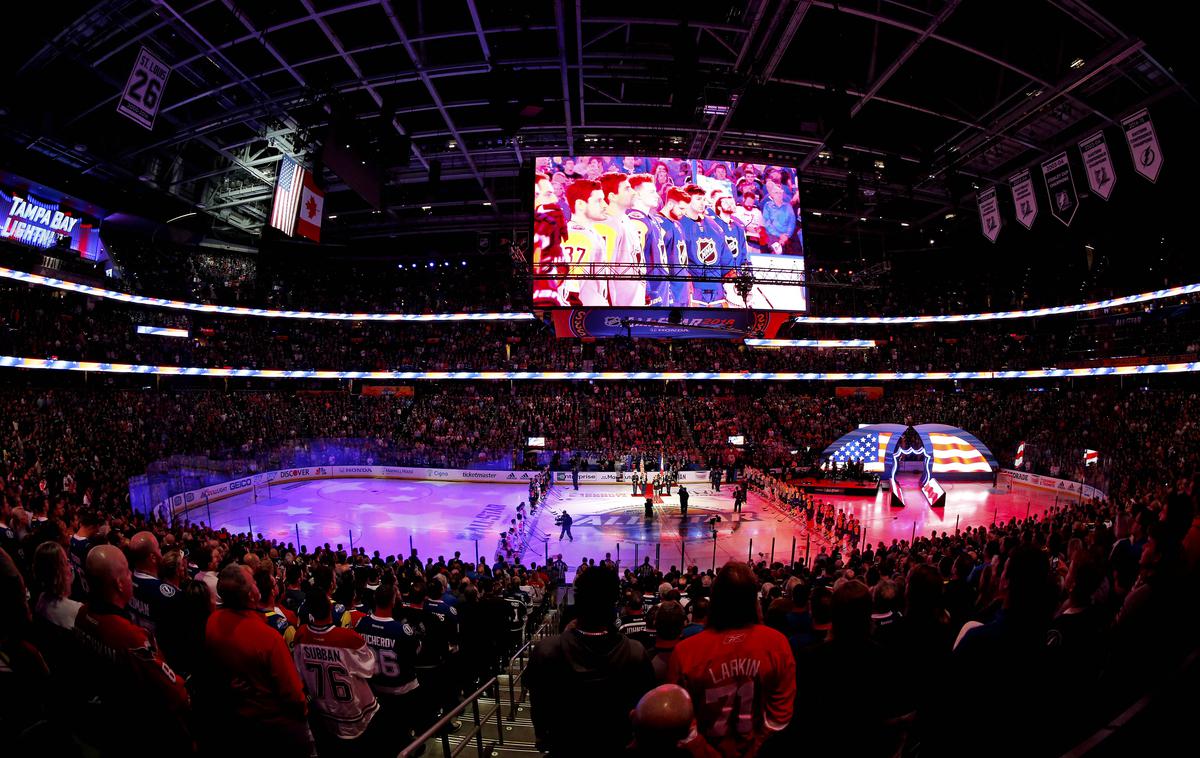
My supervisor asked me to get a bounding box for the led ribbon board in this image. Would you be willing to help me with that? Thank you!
[2,265,1195,325]
[2,356,1198,381]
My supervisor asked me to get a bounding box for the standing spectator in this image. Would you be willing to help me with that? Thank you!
[625,684,723,758]
[527,566,655,757]
[934,545,1058,756]
[74,545,192,755]
[0,547,54,755]
[667,562,795,757]
[204,564,309,753]
[194,545,220,600]
[293,591,380,754]
[356,582,424,752]
[649,600,686,682]
[31,541,81,630]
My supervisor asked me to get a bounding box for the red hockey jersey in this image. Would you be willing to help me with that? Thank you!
[666,624,796,757]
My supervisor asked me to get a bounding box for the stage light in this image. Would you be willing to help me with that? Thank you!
[900,222,910,227]
[944,213,956,220]
[328,214,337,219]
[461,261,467,266]
[1070,58,1085,69]
[859,217,866,222]
[929,239,936,245]
[811,211,822,217]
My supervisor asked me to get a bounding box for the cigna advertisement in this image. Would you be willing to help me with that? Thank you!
[533,156,805,311]
[0,184,106,260]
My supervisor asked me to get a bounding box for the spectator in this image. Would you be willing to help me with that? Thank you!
[293,589,380,753]
[667,561,795,757]
[74,544,192,755]
[528,566,655,757]
[625,684,722,758]
[649,600,686,682]
[204,564,310,753]
[31,541,81,630]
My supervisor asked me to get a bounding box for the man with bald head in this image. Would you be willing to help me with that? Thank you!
[626,684,721,757]
[205,563,310,753]
[128,531,181,645]
[74,544,192,754]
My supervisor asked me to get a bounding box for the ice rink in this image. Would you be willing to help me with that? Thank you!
[197,475,1066,572]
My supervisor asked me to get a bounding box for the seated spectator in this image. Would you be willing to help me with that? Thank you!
[528,566,655,757]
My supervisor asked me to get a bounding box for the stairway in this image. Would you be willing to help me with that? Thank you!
[409,655,542,758]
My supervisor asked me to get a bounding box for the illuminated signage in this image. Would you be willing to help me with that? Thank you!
[0,187,105,260]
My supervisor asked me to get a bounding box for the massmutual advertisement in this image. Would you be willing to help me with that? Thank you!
[0,178,107,260]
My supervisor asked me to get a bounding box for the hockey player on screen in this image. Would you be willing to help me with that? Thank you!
[560,179,610,306]
[627,173,669,307]
[660,187,692,307]
[709,189,751,307]
[679,184,736,307]
[599,172,646,307]
[533,173,569,307]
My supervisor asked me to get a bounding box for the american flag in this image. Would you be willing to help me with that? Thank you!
[929,432,993,473]
[270,155,305,236]
[1084,448,1099,466]
[829,430,891,472]
[1015,441,1025,468]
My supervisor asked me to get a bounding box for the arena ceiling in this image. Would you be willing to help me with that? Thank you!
[0,0,1194,251]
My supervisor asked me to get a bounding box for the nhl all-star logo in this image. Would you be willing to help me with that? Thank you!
[697,238,718,265]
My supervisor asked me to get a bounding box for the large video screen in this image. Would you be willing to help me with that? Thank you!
[532,156,805,310]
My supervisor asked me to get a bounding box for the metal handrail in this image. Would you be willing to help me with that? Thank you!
[398,677,503,758]
[397,605,560,757]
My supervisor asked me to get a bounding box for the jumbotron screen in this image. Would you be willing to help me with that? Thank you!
[532,156,806,310]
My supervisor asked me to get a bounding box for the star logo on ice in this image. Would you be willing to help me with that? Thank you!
[305,195,318,219]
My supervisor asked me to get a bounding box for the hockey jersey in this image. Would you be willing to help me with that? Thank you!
[130,571,180,640]
[560,221,609,306]
[678,215,734,306]
[533,203,569,307]
[293,623,380,739]
[658,214,690,307]
[666,624,795,757]
[261,605,298,648]
[628,209,667,306]
[355,613,422,696]
[604,213,647,307]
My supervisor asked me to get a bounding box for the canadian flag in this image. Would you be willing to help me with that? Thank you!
[1014,441,1025,469]
[1083,449,1099,467]
[296,170,324,243]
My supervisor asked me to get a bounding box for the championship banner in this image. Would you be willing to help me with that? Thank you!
[1041,152,1079,227]
[1010,169,1038,230]
[977,186,1001,242]
[1078,131,1116,200]
[1121,109,1164,183]
[117,47,170,130]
